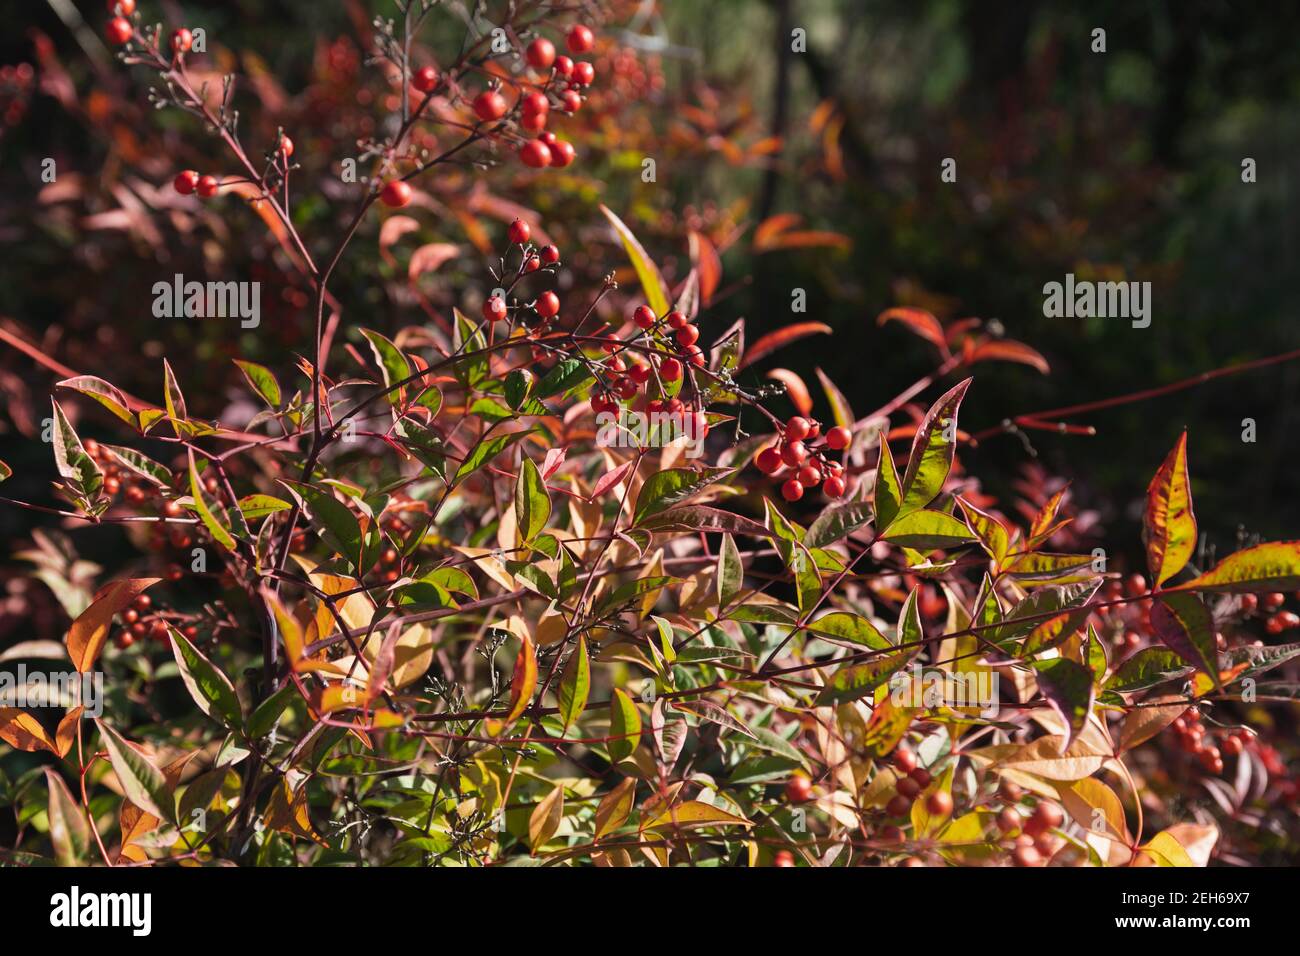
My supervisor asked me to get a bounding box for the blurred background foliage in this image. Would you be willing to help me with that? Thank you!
[1,0,1297,567]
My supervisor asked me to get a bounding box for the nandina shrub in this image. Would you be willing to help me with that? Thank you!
[2,2,1299,869]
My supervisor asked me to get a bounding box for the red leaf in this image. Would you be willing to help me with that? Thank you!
[968,340,1051,375]
[738,322,833,370]
[591,460,635,500]
[877,308,949,355]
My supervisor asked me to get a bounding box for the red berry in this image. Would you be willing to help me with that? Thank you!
[781,478,804,502]
[1263,592,1287,610]
[554,56,574,78]
[133,594,152,611]
[519,139,552,168]
[996,808,1021,833]
[886,794,911,818]
[508,218,531,244]
[520,110,547,132]
[173,170,200,195]
[773,849,795,867]
[665,310,688,330]
[797,463,822,487]
[535,245,558,266]
[380,180,412,207]
[278,135,294,157]
[784,776,813,803]
[633,305,657,329]
[526,37,556,71]
[549,140,575,167]
[823,476,846,498]
[107,17,133,45]
[1239,594,1258,613]
[1125,573,1148,597]
[613,376,638,400]
[522,92,549,116]
[472,90,508,122]
[1222,735,1244,757]
[1266,614,1285,635]
[535,291,560,318]
[110,0,136,13]
[561,90,582,112]
[172,29,193,54]
[892,747,917,773]
[780,441,807,467]
[826,425,851,450]
[483,296,508,322]
[909,768,932,788]
[1026,801,1063,836]
[659,357,683,382]
[684,345,706,368]
[895,776,921,799]
[196,175,220,198]
[628,360,651,384]
[567,24,595,53]
[539,130,558,147]
[925,791,953,818]
[1013,845,1042,867]
[676,325,700,348]
[755,446,783,475]
[572,62,595,86]
[413,66,439,93]
[785,416,811,441]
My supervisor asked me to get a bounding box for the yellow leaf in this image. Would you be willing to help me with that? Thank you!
[65,578,160,673]
[642,800,752,832]
[528,784,565,851]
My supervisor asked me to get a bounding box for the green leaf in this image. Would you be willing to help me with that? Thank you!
[1104,648,1192,694]
[897,377,971,517]
[44,768,90,866]
[361,329,412,404]
[534,358,594,401]
[96,720,174,824]
[57,376,133,425]
[49,399,103,499]
[1181,541,1300,593]
[233,360,282,408]
[1144,431,1197,587]
[101,444,171,486]
[514,457,551,543]
[162,358,189,435]
[280,479,365,571]
[505,369,534,410]
[246,683,298,739]
[717,533,742,606]
[806,500,873,549]
[452,309,488,388]
[1032,658,1095,748]
[188,452,237,552]
[956,495,1011,565]
[1150,592,1220,689]
[880,508,977,551]
[600,205,670,317]
[454,430,531,484]
[633,467,733,525]
[874,439,902,532]
[608,688,641,763]
[237,494,292,520]
[805,611,892,649]
[815,648,915,706]
[557,635,590,734]
[986,580,1100,651]
[169,624,242,729]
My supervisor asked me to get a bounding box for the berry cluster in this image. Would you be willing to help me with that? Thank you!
[1169,708,1256,776]
[754,415,852,501]
[586,306,709,431]
[172,169,221,199]
[479,218,564,331]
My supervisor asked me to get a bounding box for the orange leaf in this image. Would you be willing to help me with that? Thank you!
[738,322,832,370]
[505,633,538,725]
[688,230,721,305]
[877,308,949,355]
[1144,431,1197,587]
[408,242,460,281]
[0,708,55,753]
[66,578,160,673]
[766,368,812,416]
[968,339,1050,375]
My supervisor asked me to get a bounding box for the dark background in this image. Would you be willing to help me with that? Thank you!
[1,0,1297,568]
